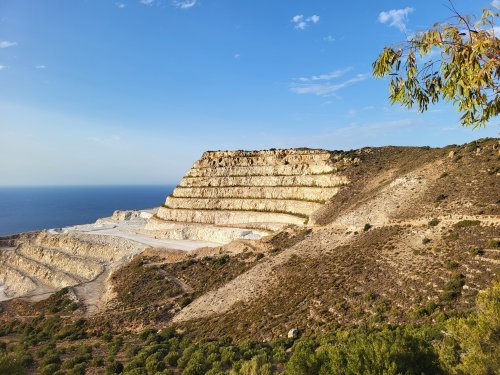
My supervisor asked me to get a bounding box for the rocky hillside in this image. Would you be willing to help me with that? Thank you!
[147,148,353,240]
[1,139,499,340]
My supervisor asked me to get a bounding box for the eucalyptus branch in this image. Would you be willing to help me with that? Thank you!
[372,1,500,128]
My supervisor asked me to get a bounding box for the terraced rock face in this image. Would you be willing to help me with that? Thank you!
[0,231,145,301]
[152,149,352,234]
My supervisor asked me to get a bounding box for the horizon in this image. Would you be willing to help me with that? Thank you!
[1,0,499,186]
[0,136,498,187]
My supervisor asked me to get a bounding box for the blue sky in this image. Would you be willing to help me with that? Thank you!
[0,0,498,185]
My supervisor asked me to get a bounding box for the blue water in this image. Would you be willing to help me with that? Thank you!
[0,185,174,236]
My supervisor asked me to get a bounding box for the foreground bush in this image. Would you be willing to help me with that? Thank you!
[285,327,442,375]
[439,281,500,375]
[0,282,498,374]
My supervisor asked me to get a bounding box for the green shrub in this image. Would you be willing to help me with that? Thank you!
[470,247,484,256]
[105,361,124,374]
[285,339,319,375]
[122,368,147,375]
[435,194,447,202]
[67,362,86,375]
[272,345,287,363]
[219,346,237,367]
[429,218,440,226]
[145,353,166,373]
[179,296,193,308]
[440,274,465,301]
[415,301,439,317]
[488,239,500,248]
[363,292,377,302]
[40,363,60,375]
[40,352,61,367]
[445,260,459,269]
[90,357,104,367]
[238,354,273,375]
[453,220,481,228]
[182,364,203,375]
[286,327,441,375]
[439,281,500,374]
[0,353,27,375]
[213,255,230,266]
[165,351,179,367]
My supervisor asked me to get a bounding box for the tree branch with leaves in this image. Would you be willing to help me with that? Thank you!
[373,2,499,128]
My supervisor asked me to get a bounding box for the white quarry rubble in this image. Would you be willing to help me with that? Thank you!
[49,208,220,249]
[0,208,221,302]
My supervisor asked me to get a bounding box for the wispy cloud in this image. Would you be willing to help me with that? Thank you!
[0,41,17,48]
[173,0,197,9]
[297,68,352,82]
[140,0,154,5]
[35,65,46,69]
[378,7,414,32]
[291,14,320,30]
[0,65,7,71]
[233,53,241,59]
[115,2,127,8]
[323,35,336,42]
[290,73,370,96]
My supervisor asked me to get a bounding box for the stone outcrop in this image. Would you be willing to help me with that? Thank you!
[0,231,145,300]
[151,149,350,236]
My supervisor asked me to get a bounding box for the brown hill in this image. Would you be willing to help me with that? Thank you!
[1,139,499,342]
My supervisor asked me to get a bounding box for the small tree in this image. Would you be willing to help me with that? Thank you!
[439,281,500,374]
[373,2,499,128]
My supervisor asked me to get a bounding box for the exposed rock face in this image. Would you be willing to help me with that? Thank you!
[151,149,350,234]
[0,231,145,300]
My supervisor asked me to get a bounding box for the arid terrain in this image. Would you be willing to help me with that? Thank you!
[0,139,499,373]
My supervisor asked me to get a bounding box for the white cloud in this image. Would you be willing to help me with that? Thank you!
[233,53,240,59]
[0,65,7,71]
[290,73,370,96]
[173,0,197,9]
[35,65,46,69]
[378,7,414,32]
[298,68,352,82]
[291,14,320,30]
[295,22,307,30]
[307,15,320,24]
[115,2,127,8]
[323,35,336,42]
[0,41,17,48]
[140,0,154,5]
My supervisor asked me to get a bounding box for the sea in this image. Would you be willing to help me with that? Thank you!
[0,185,174,237]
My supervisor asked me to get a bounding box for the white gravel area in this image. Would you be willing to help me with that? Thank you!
[48,209,221,251]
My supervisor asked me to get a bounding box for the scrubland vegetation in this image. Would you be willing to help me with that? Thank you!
[0,281,498,374]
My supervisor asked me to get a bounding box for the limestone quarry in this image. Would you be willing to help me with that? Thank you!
[0,148,351,302]
[0,140,499,340]
[150,148,350,232]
